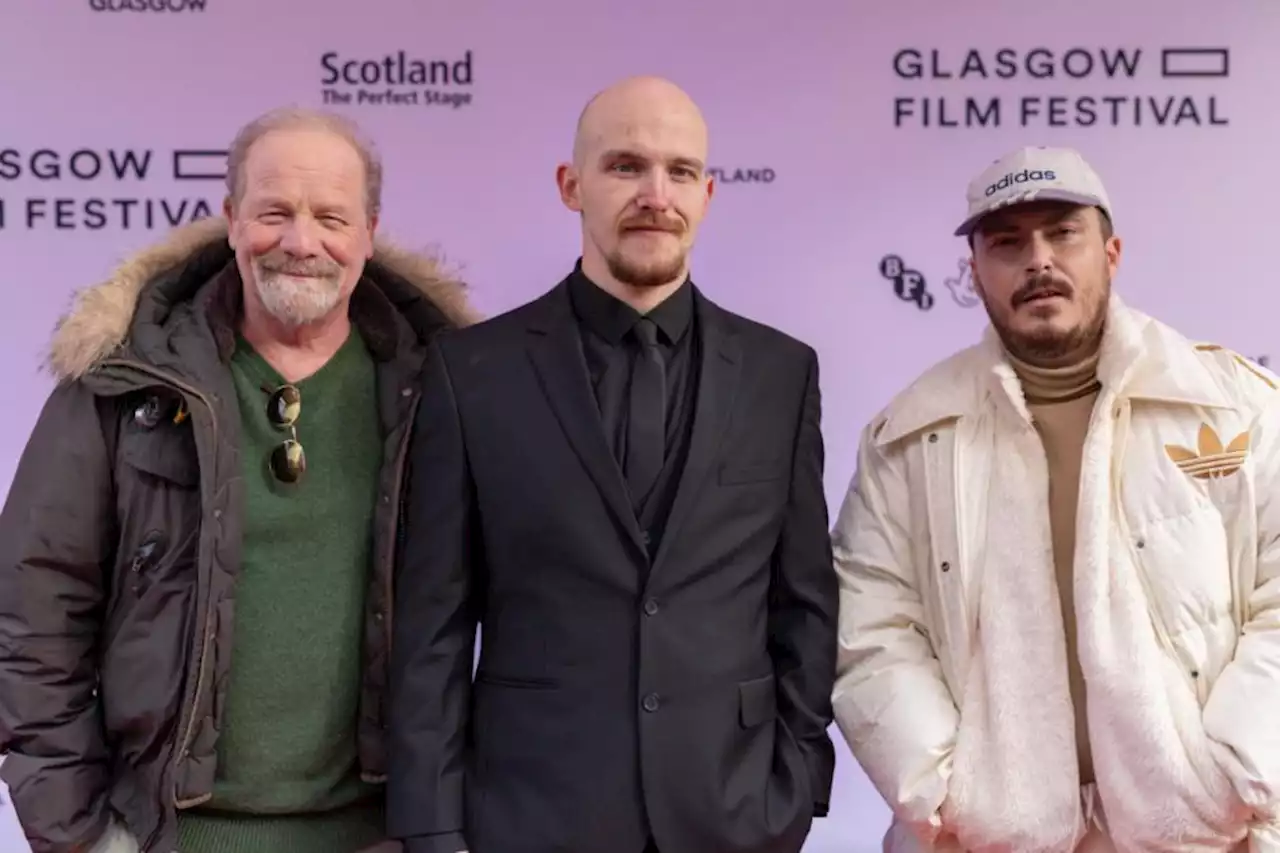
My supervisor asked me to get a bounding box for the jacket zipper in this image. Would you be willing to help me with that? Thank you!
[100,358,219,849]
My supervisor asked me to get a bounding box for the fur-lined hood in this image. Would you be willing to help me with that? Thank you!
[47,216,481,382]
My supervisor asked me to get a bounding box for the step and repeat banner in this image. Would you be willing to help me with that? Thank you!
[2,0,1278,850]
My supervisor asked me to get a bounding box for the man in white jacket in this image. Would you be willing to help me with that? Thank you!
[831,145,1280,853]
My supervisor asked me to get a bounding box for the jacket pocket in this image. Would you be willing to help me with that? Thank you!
[110,395,202,601]
[738,673,776,728]
[1130,505,1234,691]
[1168,613,1236,707]
[117,392,200,488]
[474,672,559,690]
[123,529,168,596]
[120,432,199,487]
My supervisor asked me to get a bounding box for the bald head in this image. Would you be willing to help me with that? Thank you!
[556,75,714,297]
[572,76,708,168]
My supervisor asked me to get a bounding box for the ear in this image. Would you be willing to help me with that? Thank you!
[1105,235,1122,280]
[366,213,379,260]
[222,196,237,249]
[704,173,715,206]
[556,162,582,213]
[968,257,985,298]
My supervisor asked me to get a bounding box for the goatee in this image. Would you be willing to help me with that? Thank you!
[605,251,686,290]
[988,271,1109,365]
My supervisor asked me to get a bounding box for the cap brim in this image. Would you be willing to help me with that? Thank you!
[954,189,1107,237]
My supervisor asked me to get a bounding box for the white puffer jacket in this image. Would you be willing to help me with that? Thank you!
[831,295,1280,852]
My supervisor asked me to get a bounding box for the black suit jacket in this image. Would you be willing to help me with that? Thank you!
[388,278,838,853]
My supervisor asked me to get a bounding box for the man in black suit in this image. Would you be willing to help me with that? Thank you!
[387,75,838,853]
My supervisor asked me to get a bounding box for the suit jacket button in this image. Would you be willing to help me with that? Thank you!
[643,599,660,616]
[642,693,661,712]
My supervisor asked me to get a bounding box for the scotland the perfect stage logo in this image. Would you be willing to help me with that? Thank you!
[890,45,1230,129]
[320,50,475,109]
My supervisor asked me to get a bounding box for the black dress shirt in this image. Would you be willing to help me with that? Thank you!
[567,261,700,547]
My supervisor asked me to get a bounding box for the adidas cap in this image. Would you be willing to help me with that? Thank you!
[954,146,1113,238]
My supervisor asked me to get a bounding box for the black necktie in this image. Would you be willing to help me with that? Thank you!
[626,317,666,506]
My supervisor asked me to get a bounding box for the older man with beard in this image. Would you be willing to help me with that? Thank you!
[832,145,1280,852]
[0,107,478,853]
[386,75,838,853]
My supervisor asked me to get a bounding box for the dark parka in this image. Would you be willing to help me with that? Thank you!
[0,217,478,853]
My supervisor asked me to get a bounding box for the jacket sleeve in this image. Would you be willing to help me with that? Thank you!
[1204,390,1280,823]
[829,419,959,843]
[767,349,838,815]
[0,381,116,853]
[387,338,476,853]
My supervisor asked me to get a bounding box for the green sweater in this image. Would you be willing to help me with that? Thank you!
[176,329,386,853]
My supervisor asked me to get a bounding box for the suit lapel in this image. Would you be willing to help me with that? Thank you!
[651,293,742,572]
[525,283,647,554]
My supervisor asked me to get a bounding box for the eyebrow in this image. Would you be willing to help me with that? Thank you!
[248,196,293,210]
[598,149,705,172]
[249,196,356,215]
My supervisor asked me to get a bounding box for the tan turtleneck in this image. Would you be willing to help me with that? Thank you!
[1007,347,1102,785]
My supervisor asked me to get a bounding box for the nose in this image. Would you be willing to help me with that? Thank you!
[636,168,672,211]
[278,216,321,256]
[1024,231,1054,272]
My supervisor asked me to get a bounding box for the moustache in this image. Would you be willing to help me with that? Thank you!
[258,254,341,279]
[1012,274,1072,307]
[620,216,683,234]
